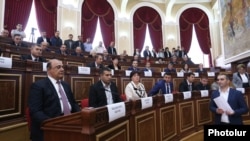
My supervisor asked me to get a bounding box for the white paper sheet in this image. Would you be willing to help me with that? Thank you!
[183,91,192,99]
[164,94,173,103]
[213,96,234,123]
[0,57,12,68]
[144,71,152,77]
[236,88,245,94]
[43,62,47,72]
[177,72,184,77]
[141,97,153,110]
[78,66,90,74]
[125,70,132,76]
[200,90,209,97]
[107,102,126,122]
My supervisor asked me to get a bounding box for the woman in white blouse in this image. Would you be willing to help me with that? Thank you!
[125,71,147,101]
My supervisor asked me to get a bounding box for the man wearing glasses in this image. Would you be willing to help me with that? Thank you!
[209,72,248,125]
[28,59,80,141]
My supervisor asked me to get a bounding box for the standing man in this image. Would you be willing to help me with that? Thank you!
[64,34,74,49]
[89,67,122,108]
[149,72,174,96]
[37,31,51,45]
[209,72,248,125]
[107,41,117,55]
[28,59,80,141]
[11,24,26,39]
[50,31,63,47]
[179,72,196,92]
[143,46,152,58]
[83,37,93,53]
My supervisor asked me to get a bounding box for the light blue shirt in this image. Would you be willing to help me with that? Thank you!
[84,42,93,52]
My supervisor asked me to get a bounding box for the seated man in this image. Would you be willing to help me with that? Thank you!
[195,63,207,73]
[179,72,196,92]
[10,34,28,47]
[71,46,83,57]
[143,62,153,72]
[21,44,46,62]
[40,41,52,53]
[56,44,69,56]
[195,76,210,90]
[87,54,104,69]
[148,72,173,96]
[0,29,9,37]
[164,63,176,73]
[89,67,122,108]
[128,60,140,71]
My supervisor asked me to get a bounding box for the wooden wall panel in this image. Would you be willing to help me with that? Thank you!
[178,101,194,133]
[196,99,212,125]
[0,73,22,121]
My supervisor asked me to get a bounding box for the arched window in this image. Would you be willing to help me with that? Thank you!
[179,8,212,67]
[133,7,163,55]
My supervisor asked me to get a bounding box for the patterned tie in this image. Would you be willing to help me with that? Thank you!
[56,81,71,115]
[189,85,192,91]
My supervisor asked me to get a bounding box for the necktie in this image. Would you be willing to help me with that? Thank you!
[57,81,71,115]
[166,83,169,94]
[34,58,38,62]
[111,48,113,54]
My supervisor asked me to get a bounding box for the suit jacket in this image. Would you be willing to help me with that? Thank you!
[87,62,104,69]
[50,36,62,47]
[108,64,121,70]
[73,40,85,51]
[152,52,157,58]
[21,54,46,62]
[10,41,28,48]
[37,37,51,45]
[164,68,176,73]
[232,72,250,88]
[89,81,122,108]
[127,66,140,71]
[71,52,83,57]
[107,46,117,55]
[149,80,174,96]
[164,51,172,58]
[195,82,210,90]
[28,77,80,141]
[179,79,196,92]
[195,68,207,73]
[143,68,154,73]
[143,50,151,58]
[55,50,69,55]
[178,50,188,58]
[209,88,249,124]
[64,39,74,49]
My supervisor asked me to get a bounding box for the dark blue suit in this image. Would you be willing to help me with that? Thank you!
[89,81,122,108]
[28,77,80,141]
[149,80,173,96]
[127,66,140,71]
[209,88,249,125]
[164,68,176,73]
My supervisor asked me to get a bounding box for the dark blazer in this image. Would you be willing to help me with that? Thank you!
[87,62,104,69]
[55,50,69,55]
[178,50,188,58]
[164,51,172,58]
[21,54,46,62]
[64,39,74,49]
[50,36,62,47]
[195,68,207,73]
[37,37,51,45]
[73,40,85,51]
[152,52,157,58]
[127,66,140,71]
[149,80,174,96]
[195,82,210,90]
[107,47,117,55]
[10,41,28,48]
[143,68,154,72]
[179,79,196,92]
[89,81,122,108]
[71,52,83,57]
[209,88,249,125]
[143,50,151,58]
[108,64,121,70]
[28,78,80,141]
[164,68,176,73]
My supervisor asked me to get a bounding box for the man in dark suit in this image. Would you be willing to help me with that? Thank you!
[87,54,104,69]
[28,59,80,141]
[73,35,84,51]
[149,72,174,96]
[21,44,46,62]
[89,67,122,108]
[50,31,63,47]
[107,41,117,55]
[10,34,28,48]
[179,72,196,92]
[143,46,151,58]
[127,60,140,71]
[209,72,248,125]
[36,31,51,45]
[55,44,69,56]
[64,34,74,49]
[195,76,210,90]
